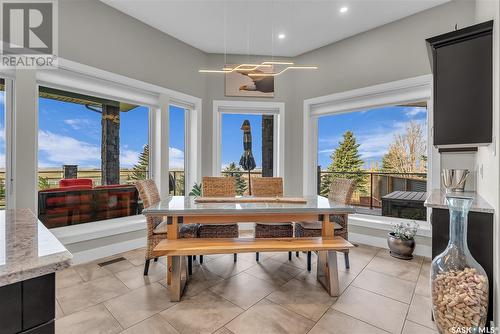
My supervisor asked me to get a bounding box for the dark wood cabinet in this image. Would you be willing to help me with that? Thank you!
[431,208,494,324]
[0,282,23,334]
[427,21,493,147]
[0,273,55,334]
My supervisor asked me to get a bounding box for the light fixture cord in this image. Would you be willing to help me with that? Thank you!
[247,0,250,63]
[224,0,227,66]
[271,0,274,61]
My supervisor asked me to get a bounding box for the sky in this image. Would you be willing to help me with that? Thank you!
[36,95,187,170]
[222,114,263,169]
[317,105,427,169]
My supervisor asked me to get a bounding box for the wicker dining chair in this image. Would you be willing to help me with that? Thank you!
[198,177,239,263]
[252,177,293,262]
[136,179,199,275]
[295,177,355,271]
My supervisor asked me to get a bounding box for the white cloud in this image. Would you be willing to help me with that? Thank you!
[63,119,96,131]
[37,129,186,171]
[120,149,140,168]
[405,107,427,118]
[38,130,101,166]
[169,147,184,169]
[318,120,427,162]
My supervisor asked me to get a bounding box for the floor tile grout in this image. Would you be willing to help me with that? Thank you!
[55,246,433,334]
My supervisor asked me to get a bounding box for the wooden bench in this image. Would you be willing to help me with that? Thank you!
[154,236,354,301]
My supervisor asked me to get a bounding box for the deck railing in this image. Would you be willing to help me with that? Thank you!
[317,168,427,209]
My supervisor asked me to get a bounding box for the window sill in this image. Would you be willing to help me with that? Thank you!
[50,215,146,245]
[348,213,431,238]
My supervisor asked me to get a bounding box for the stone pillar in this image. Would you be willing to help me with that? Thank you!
[101,104,120,185]
[262,115,274,177]
[63,165,78,179]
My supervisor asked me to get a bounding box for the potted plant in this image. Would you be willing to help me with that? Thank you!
[387,221,419,260]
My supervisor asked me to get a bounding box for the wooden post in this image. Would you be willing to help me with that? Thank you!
[317,166,322,195]
[101,104,120,185]
[262,115,274,177]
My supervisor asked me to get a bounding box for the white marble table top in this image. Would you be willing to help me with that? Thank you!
[143,195,355,216]
[424,189,494,214]
[0,209,72,286]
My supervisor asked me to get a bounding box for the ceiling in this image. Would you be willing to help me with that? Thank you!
[101,0,450,57]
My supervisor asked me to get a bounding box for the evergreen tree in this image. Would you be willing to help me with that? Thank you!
[131,144,149,180]
[321,131,365,195]
[38,176,51,190]
[223,162,247,195]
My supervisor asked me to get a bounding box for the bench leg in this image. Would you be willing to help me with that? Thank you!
[188,256,193,275]
[169,256,187,302]
[316,250,340,297]
[256,252,259,262]
[199,255,204,264]
[296,251,299,258]
[234,253,237,262]
[344,252,350,270]
[288,252,292,261]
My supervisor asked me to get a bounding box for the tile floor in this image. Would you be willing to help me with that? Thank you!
[55,243,437,334]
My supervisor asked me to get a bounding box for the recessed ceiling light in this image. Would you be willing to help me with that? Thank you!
[278,33,286,40]
[339,6,349,13]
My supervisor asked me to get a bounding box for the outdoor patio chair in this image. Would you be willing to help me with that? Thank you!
[135,179,199,275]
[198,177,239,263]
[295,177,355,271]
[252,177,293,261]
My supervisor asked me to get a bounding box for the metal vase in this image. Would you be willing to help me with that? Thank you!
[387,232,416,260]
[442,169,470,192]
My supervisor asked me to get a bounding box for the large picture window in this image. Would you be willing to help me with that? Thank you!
[37,86,150,228]
[317,103,428,219]
[169,105,186,195]
[220,113,274,195]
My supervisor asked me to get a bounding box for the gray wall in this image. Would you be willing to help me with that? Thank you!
[58,0,476,196]
[59,0,207,98]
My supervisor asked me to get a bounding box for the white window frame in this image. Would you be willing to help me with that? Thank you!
[302,74,435,199]
[3,77,14,209]
[212,100,285,178]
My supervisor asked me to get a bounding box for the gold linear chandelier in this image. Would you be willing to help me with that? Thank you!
[199,61,318,76]
[199,1,318,77]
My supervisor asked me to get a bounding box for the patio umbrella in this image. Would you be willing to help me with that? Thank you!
[239,120,256,195]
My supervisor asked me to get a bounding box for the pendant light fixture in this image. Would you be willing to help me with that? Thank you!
[199,1,318,76]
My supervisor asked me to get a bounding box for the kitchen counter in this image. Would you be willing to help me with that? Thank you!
[424,189,494,214]
[0,209,72,287]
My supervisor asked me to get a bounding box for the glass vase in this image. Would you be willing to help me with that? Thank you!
[431,196,488,333]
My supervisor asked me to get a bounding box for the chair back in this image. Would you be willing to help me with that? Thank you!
[329,178,355,204]
[251,177,283,197]
[135,179,160,208]
[202,177,236,197]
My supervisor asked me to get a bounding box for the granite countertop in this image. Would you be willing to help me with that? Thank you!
[143,195,356,216]
[0,209,72,287]
[424,189,495,214]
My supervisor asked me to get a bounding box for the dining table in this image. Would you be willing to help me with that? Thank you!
[142,195,355,301]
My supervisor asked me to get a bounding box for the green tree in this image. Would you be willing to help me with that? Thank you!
[38,176,51,190]
[223,162,247,195]
[382,121,427,173]
[131,144,149,180]
[321,131,365,195]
